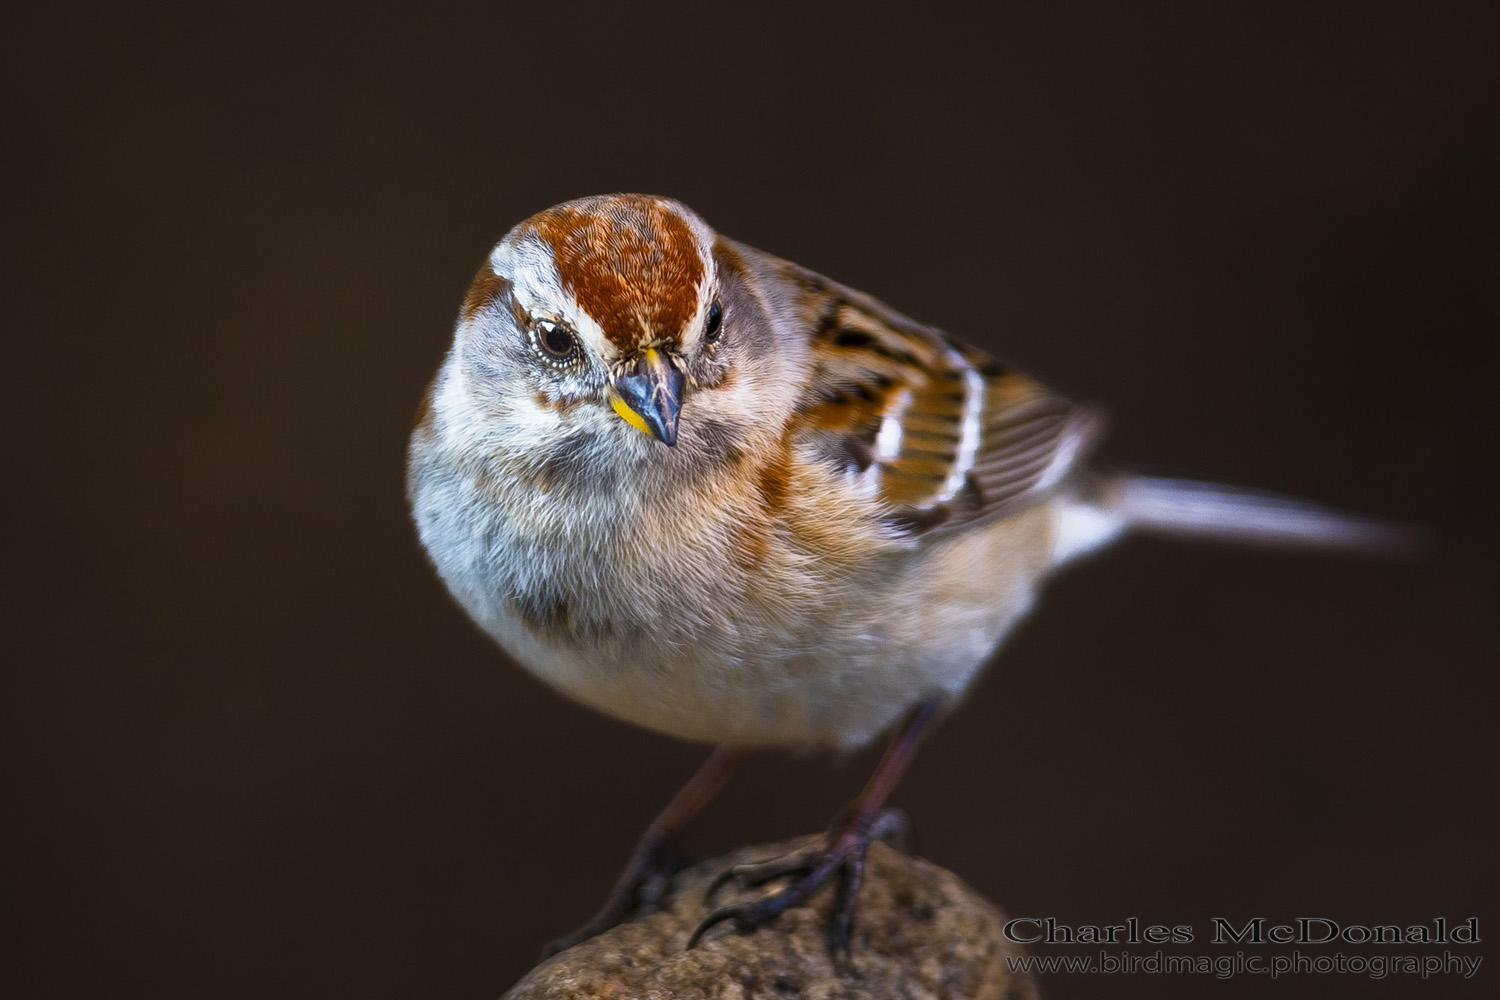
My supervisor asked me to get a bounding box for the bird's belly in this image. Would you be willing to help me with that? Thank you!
[480,604,1031,750]
[413,445,1057,750]
[457,509,1053,750]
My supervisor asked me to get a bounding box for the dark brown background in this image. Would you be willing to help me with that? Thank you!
[3,2,1496,998]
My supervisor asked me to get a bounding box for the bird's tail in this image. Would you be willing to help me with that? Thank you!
[1051,472,1426,565]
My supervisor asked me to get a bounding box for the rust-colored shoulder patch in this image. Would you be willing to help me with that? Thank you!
[756,427,795,516]
[524,195,705,350]
[462,262,513,323]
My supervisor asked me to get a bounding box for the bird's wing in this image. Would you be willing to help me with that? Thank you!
[778,263,1105,538]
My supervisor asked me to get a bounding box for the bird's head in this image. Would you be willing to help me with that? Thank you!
[454,194,754,452]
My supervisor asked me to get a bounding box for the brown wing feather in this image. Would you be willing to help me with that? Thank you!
[780,264,1104,538]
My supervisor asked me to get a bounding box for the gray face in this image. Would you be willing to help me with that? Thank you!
[454,217,784,472]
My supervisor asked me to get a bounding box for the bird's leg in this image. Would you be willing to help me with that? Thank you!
[689,698,942,962]
[544,744,745,957]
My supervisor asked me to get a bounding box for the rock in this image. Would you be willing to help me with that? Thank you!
[502,835,1039,1000]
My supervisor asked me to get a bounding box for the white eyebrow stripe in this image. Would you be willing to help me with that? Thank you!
[493,235,614,360]
[493,237,562,307]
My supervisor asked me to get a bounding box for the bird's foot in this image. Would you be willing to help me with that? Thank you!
[687,808,911,966]
[543,834,687,958]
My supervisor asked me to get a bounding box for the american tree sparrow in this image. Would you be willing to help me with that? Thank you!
[407,194,1414,958]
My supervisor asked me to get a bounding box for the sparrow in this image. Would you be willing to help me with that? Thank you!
[406,193,1416,959]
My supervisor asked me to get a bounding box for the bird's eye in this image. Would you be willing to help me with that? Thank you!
[704,299,723,342]
[533,319,580,362]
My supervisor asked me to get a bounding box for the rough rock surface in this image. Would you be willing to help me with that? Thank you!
[502,835,1039,1000]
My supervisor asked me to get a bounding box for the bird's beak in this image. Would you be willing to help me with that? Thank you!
[607,347,685,446]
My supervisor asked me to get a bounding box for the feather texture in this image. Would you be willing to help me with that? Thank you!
[408,194,1416,752]
[761,256,1106,538]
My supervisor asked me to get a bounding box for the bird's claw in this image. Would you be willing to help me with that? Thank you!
[688,808,912,963]
[704,852,818,900]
